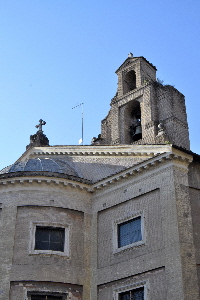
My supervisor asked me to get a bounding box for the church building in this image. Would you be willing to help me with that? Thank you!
[0,54,200,300]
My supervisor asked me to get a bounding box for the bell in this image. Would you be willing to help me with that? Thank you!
[134,125,142,135]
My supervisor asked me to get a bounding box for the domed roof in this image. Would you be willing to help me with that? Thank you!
[0,158,79,177]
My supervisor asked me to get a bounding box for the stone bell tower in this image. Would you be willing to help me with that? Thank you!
[94,53,190,150]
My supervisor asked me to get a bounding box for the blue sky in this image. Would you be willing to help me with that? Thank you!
[0,0,200,170]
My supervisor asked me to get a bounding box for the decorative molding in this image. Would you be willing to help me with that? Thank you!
[115,57,136,73]
[114,280,147,293]
[29,221,70,257]
[0,177,92,192]
[115,56,156,74]
[92,153,192,190]
[0,171,91,184]
[0,152,192,193]
[15,144,173,162]
[111,86,144,105]
[29,150,155,157]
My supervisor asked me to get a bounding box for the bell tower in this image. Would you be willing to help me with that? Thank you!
[94,54,190,150]
[117,52,156,97]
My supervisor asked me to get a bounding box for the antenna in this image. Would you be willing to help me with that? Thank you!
[72,103,84,145]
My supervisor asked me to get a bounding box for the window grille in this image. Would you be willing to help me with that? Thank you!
[119,287,144,300]
[31,295,63,300]
[118,217,142,248]
[35,226,65,252]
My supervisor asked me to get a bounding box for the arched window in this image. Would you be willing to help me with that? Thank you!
[123,70,136,94]
[130,101,142,142]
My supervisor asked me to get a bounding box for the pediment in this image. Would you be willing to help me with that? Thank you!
[115,57,139,74]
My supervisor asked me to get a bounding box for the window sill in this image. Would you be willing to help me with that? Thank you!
[29,250,69,257]
[113,240,145,255]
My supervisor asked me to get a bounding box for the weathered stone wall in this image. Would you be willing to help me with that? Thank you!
[98,56,190,150]
[88,148,199,300]
[97,267,166,300]
[116,57,156,97]
[0,55,198,300]
[172,164,199,299]
[156,84,190,149]
[189,161,200,290]
[0,146,199,299]
[97,189,162,269]
[13,206,84,275]
[10,281,82,300]
[0,182,91,300]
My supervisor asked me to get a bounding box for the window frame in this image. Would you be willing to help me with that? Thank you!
[113,211,145,253]
[29,221,70,257]
[27,291,68,300]
[113,281,147,300]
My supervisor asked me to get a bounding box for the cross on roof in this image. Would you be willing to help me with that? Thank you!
[35,119,46,132]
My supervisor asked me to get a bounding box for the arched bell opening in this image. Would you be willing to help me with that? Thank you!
[123,70,136,94]
[121,100,142,144]
[129,101,142,142]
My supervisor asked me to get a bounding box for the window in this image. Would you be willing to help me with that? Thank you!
[118,216,142,248]
[28,292,68,300]
[35,226,65,252]
[113,212,144,253]
[29,222,70,257]
[130,101,142,142]
[119,287,144,300]
[123,70,136,94]
[31,295,63,300]
[113,282,146,300]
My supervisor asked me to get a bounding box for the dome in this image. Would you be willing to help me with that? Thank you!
[0,158,79,177]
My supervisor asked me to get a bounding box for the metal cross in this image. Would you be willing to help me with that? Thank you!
[35,119,46,132]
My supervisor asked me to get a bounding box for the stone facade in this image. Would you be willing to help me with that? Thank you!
[96,55,190,150]
[0,55,199,300]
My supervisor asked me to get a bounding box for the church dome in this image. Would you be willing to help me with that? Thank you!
[0,158,79,177]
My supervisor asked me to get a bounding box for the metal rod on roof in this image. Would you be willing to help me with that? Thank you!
[72,103,84,145]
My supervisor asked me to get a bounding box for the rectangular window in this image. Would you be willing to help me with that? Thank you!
[119,287,144,300]
[30,222,70,257]
[31,296,63,300]
[118,216,142,248]
[35,226,65,252]
[28,291,68,300]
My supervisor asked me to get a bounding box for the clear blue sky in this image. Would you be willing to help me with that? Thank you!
[0,0,200,170]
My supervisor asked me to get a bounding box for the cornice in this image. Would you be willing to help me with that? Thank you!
[0,171,91,184]
[91,152,192,191]
[115,56,157,74]
[111,85,145,105]
[0,176,92,192]
[15,144,172,162]
[29,150,155,157]
[0,152,192,193]
[115,57,137,73]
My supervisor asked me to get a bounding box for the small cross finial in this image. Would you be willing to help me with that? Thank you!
[35,119,46,132]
